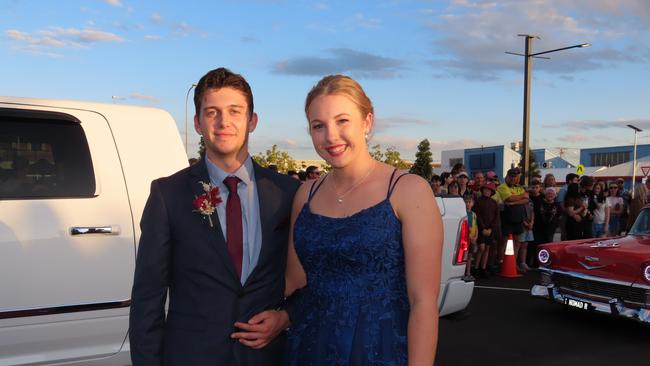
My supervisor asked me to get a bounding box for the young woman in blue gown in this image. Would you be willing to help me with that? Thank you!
[283,75,443,365]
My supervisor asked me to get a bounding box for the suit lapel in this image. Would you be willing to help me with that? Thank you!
[189,159,241,286]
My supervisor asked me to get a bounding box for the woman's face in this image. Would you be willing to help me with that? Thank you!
[307,94,371,169]
[545,189,556,202]
[594,184,601,195]
[545,175,556,187]
[448,183,459,194]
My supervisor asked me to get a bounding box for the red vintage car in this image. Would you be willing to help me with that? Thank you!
[531,207,650,324]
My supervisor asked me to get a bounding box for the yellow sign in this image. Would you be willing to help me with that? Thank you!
[576,164,585,175]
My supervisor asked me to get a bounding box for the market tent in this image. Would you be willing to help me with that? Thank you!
[592,156,650,179]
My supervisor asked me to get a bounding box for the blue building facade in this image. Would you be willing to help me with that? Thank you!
[464,145,519,178]
[580,144,650,167]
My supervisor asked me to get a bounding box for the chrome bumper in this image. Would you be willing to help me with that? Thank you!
[531,283,650,324]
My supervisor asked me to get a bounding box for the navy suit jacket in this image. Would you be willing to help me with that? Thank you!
[129,159,299,366]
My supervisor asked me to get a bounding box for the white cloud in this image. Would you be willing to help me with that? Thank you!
[149,12,205,37]
[150,13,163,24]
[543,118,650,131]
[5,27,123,56]
[105,0,123,7]
[424,0,650,81]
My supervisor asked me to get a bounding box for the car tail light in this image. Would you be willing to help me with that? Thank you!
[455,218,469,265]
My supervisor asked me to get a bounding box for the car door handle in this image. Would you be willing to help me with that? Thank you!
[70,226,120,236]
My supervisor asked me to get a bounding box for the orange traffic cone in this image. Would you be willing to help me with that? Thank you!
[499,234,522,278]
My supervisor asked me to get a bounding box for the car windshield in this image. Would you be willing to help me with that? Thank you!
[628,208,650,235]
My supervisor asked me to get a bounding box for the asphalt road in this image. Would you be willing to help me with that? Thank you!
[436,269,650,366]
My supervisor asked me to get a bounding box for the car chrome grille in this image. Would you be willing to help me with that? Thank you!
[551,273,646,304]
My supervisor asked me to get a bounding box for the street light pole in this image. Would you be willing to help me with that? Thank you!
[185,83,197,156]
[628,124,642,199]
[521,35,534,186]
[507,35,591,186]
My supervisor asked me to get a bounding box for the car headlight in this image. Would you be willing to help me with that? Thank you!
[643,264,650,282]
[538,249,550,265]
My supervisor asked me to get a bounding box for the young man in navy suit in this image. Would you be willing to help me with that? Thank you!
[129,67,299,366]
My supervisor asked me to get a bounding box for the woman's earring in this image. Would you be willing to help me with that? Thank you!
[365,131,369,141]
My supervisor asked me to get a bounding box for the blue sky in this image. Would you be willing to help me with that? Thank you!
[2,0,650,161]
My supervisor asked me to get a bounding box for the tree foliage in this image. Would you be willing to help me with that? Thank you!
[369,144,384,161]
[410,139,433,181]
[518,148,541,184]
[198,136,206,157]
[368,144,410,169]
[383,146,410,170]
[252,144,298,173]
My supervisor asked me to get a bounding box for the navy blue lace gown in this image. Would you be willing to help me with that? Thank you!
[286,171,410,366]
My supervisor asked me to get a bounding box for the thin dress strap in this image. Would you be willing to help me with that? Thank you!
[387,170,410,199]
[308,175,328,203]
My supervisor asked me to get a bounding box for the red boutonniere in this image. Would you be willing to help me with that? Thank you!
[193,181,222,227]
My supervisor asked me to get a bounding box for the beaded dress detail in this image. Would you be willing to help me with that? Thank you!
[286,170,409,366]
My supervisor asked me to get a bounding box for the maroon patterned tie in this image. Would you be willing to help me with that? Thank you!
[223,176,243,278]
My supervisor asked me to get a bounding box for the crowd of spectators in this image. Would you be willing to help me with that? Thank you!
[430,164,646,279]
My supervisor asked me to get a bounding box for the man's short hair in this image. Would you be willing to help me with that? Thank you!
[565,173,579,183]
[306,166,319,174]
[430,174,441,183]
[579,175,594,188]
[193,67,254,119]
[507,167,521,177]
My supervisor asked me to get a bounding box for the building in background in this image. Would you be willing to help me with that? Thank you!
[532,148,580,169]
[580,144,650,167]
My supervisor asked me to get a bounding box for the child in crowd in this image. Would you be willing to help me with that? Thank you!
[448,181,460,197]
[473,182,499,278]
[464,195,478,279]
[527,180,543,267]
[518,186,535,273]
[590,182,609,237]
[440,172,454,194]
[430,174,443,196]
[606,182,623,236]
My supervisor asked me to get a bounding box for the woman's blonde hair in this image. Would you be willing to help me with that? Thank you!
[304,75,374,120]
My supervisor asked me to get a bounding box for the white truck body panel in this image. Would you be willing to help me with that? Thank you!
[0,98,187,366]
[436,196,474,316]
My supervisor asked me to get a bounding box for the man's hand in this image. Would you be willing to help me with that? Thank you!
[231,310,289,349]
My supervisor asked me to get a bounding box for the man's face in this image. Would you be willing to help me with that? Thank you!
[431,180,441,190]
[474,173,485,185]
[194,87,257,162]
[530,184,541,195]
[507,174,520,186]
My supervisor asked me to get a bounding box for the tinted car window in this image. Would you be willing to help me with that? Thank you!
[0,109,95,199]
[629,208,650,235]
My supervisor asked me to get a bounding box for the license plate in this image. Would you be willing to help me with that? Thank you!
[563,297,591,311]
